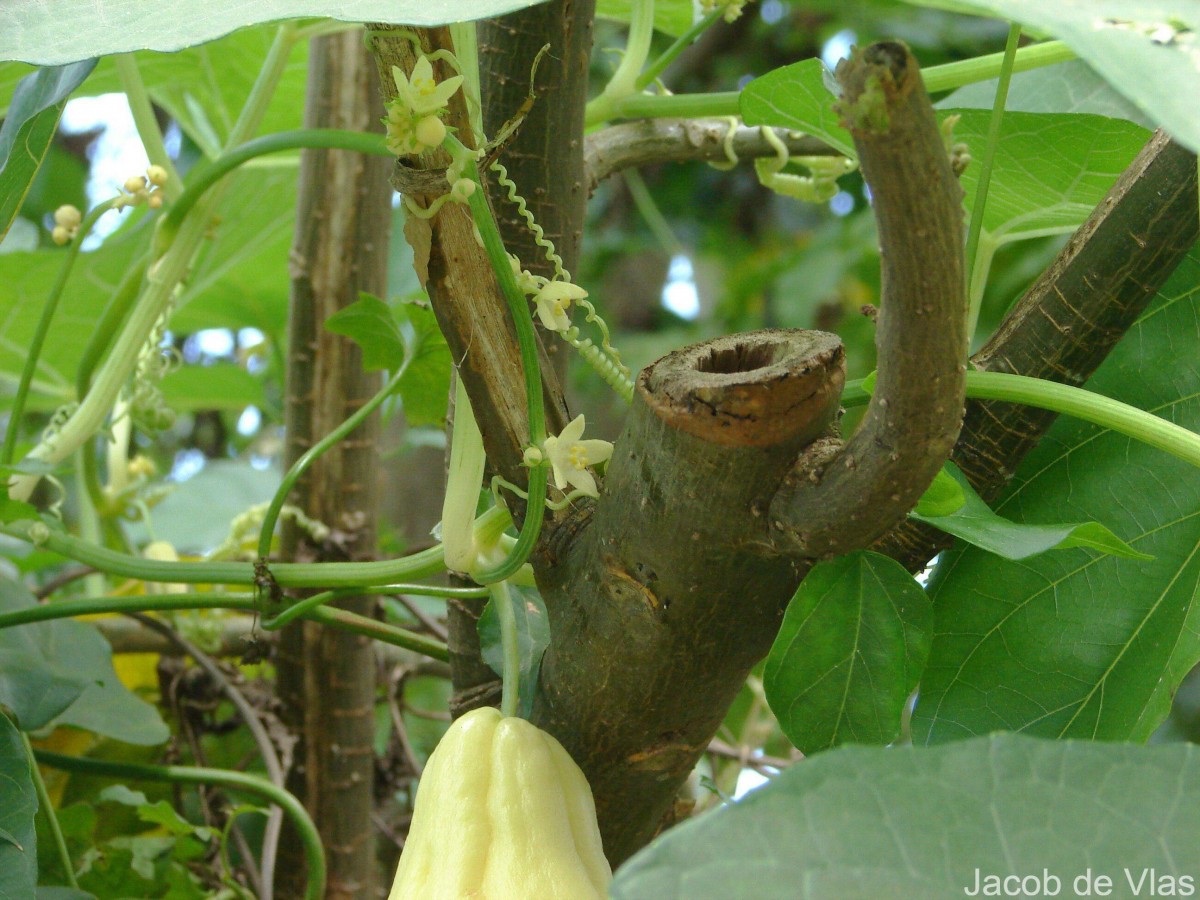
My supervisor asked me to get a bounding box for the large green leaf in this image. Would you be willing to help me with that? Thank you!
[0,576,168,745]
[938,58,1153,126]
[612,734,1200,899]
[0,714,37,900]
[914,247,1200,744]
[741,59,1149,248]
[903,0,1200,154]
[390,299,452,427]
[763,552,931,754]
[0,2,554,66]
[912,462,1150,561]
[0,61,94,243]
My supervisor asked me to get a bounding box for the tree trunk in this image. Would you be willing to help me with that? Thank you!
[275,30,392,900]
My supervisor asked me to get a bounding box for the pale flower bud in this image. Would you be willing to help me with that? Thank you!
[124,175,148,194]
[147,192,164,209]
[146,165,169,187]
[53,204,82,229]
[415,115,447,149]
[51,225,71,245]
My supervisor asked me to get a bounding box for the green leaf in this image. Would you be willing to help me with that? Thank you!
[391,299,452,427]
[611,734,1200,899]
[478,586,550,719]
[949,110,1148,248]
[0,713,37,900]
[913,466,965,517]
[0,1,556,66]
[158,363,263,412]
[0,576,168,744]
[0,498,39,525]
[0,61,95,243]
[324,293,409,373]
[763,552,931,754]
[915,246,1200,744]
[741,60,1149,248]
[596,0,694,37]
[901,0,1200,154]
[938,59,1153,126]
[741,60,856,158]
[36,889,96,900]
[912,461,1150,561]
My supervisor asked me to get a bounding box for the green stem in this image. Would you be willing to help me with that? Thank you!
[964,23,1021,342]
[228,24,300,148]
[452,141,550,583]
[843,371,1200,469]
[635,9,723,91]
[2,199,118,468]
[606,90,740,123]
[21,731,79,889]
[489,579,520,717]
[922,40,1074,95]
[258,364,405,559]
[596,0,657,109]
[115,54,182,199]
[0,521,446,588]
[161,129,390,247]
[264,581,492,632]
[588,40,1072,127]
[33,751,325,900]
[962,371,1200,469]
[0,591,449,660]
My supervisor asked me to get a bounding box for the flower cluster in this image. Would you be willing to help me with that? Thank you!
[384,56,463,157]
[50,204,82,245]
[699,0,754,23]
[117,164,169,210]
[526,415,614,498]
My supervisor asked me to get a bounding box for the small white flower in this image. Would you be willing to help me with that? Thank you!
[532,281,588,333]
[540,415,613,498]
[393,57,463,118]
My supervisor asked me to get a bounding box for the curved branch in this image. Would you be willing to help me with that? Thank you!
[875,128,1199,570]
[583,118,834,194]
[769,41,966,558]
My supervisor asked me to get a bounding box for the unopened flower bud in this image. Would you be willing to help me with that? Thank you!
[51,225,71,245]
[451,177,476,199]
[124,175,148,194]
[53,204,82,229]
[415,115,447,149]
[146,165,169,187]
[147,192,163,209]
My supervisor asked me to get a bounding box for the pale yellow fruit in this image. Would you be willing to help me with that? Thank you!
[389,707,612,899]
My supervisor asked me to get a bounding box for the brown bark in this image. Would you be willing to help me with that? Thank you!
[769,42,966,558]
[532,331,843,864]
[275,30,392,900]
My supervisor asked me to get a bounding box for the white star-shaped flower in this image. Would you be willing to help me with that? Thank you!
[532,281,588,333]
[392,57,463,117]
[541,415,613,498]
